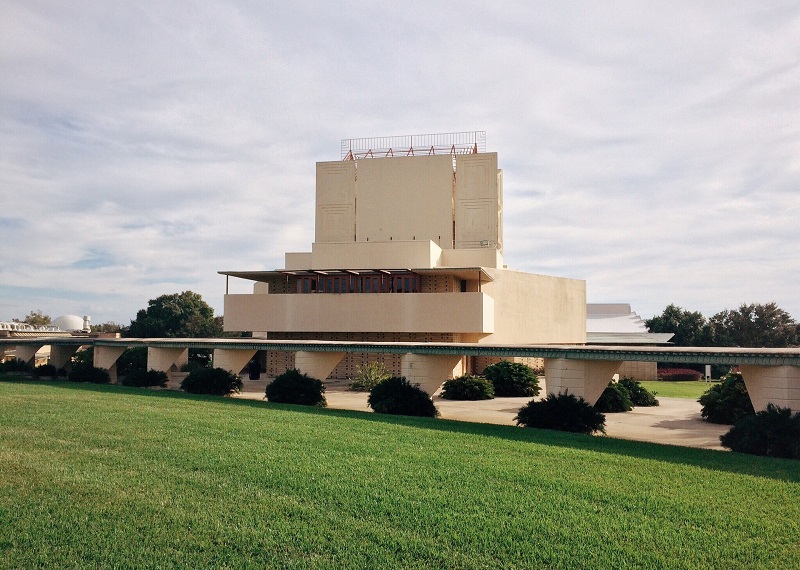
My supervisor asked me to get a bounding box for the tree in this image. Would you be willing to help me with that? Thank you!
[126,291,222,338]
[90,322,123,334]
[645,304,711,346]
[709,303,798,348]
[14,310,51,327]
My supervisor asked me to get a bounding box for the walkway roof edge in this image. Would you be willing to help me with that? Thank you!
[4,337,800,366]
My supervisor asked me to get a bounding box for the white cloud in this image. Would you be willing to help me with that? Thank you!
[1,1,799,325]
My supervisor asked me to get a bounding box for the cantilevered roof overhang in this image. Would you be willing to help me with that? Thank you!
[219,267,495,283]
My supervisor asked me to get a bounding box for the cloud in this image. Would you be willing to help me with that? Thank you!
[1,1,799,325]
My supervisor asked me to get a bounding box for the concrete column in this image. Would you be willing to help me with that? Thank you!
[543,358,623,405]
[294,351,345,381]
[401,353,463,397]
[147,347,189,372]
[93,345,127,384]
[213,349,257,375]
[739,365,800,413]
[49,345,78,369]
[12,345,41,366]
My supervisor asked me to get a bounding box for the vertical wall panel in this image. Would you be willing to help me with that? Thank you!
[455,153,501,250]
[316,161,356,243]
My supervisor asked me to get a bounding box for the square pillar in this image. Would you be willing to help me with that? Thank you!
[294,351,345,381]
[147,347,189,373]
[739,365,800,413]
[213,348,257,375]
[544,358,623,405]
[93,345,127,384]
[49,345,79,369]
[401,353,464,397]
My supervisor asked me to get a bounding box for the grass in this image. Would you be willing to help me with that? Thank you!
[639,380,715,400]
[2,378,800,569]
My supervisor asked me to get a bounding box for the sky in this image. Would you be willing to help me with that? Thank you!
[2,1,799,326]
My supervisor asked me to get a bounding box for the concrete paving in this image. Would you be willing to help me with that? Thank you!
[235,380,728,451]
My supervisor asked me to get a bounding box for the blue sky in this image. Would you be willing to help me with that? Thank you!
[2,1,799,325]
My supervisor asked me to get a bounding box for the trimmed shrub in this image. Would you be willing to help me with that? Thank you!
[120,368,168,388]
[619,377,659,407]
[720,404,800,459]
[349,361,391,392]
[368,377,439,418]
[265,369,326,407]
[181,367,242,396]
[515,392,606,435]
[0,358,32,373]
[483,361,540,397]
[657,368,703,381]
[440,375,495,400]
[594,381,633,413]
[699,372,755,424]
[68,364,110,384]
[34,364,59,378]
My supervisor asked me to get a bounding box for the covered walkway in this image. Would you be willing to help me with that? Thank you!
[2,337,800,412]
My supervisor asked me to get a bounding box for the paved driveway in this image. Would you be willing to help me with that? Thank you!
[236,381,728,450]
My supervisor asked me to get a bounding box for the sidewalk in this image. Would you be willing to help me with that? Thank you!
[235,381,728,451]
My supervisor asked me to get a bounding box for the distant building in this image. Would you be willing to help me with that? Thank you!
[586,303,673,380]
[220,132,586,382]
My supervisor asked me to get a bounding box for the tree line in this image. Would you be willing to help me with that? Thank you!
[11,291,223,338]
[646,302,799,348]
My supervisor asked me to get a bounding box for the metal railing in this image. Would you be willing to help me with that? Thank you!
[341,131,486,160]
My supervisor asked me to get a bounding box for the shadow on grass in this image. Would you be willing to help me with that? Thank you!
[5,377,799,483]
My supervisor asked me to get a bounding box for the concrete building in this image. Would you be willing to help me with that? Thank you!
[220,133,586,386]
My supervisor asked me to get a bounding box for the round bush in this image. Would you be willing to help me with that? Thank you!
[68,364,110,384]
[34,364,59,378]
[483,361,540,397]
[440,375,495,400]
[515,392,606,435]
[368,377,439,418]
[699,372,755,424]
[594,382,633,413]
[619,377,659,407]
[720,404,800,459]
[349,362,391,392]
[181,367,242,396]
[266,369,326,407]
[120,368,168,388]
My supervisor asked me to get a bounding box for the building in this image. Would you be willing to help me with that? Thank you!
[586,303,674,380]
[220,132,586,387]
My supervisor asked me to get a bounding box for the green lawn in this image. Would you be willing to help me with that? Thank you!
[2,379,799,569]
[639,380,715,399]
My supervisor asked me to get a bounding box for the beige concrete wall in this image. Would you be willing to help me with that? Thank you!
[285,252,312,269]
[455,153,501,251]
[310,241,441,269]
[617,361,659,381]
[316,161,356,243]
[224,292,494,334]
[479,268,586,344]
[290,243,503,272]
[355,155,454,247]
[440,248,503,269]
